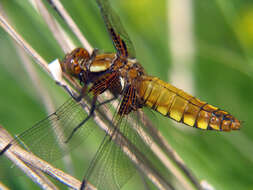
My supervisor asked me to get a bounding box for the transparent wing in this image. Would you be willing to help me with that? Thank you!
[6,98,95,163]
[84,108,153,190]
[96,0,136,58]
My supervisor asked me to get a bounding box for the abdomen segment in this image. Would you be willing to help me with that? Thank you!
[138,77,241,131]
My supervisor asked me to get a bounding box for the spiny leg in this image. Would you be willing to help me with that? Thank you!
[58,79,87,102]
[75,85,88,102]
[64,96,117,144]
[64,95,98,143]
[0,143,12,156]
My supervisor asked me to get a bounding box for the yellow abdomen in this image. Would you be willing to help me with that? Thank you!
[138,77,240,131]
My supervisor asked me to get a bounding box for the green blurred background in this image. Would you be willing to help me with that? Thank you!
[0,0,253,189]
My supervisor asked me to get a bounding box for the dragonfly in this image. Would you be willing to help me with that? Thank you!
[0,0,241,189]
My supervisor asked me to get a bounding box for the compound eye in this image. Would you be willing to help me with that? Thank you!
[74,62,82,74]
[77,48,90,60]
[69,59,81,75]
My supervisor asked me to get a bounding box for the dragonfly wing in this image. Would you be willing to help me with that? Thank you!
[84,108,152,190]
[8,98,95,163]
[96,0,136,58]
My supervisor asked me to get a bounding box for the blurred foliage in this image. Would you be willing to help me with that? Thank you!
[0,0,252,190]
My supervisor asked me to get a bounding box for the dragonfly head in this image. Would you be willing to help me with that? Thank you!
[60,48,90,76]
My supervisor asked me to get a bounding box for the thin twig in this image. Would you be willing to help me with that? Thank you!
[168,0,195,94]
[46,0,93,54]
[35,0,71,53]
[0,126,59,190]
[0,12,50,75]
[167,0,202,189]
[0,182,10,190]
[141,113,203,190]
[0,125,97,190]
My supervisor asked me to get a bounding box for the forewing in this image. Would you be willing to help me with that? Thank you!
[96,0,136,58]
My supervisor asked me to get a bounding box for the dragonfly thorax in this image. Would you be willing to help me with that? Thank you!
[112,57,145,83]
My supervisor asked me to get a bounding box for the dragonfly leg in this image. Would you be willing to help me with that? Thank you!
[57,81,87,102]
[80,180,86,190]
[0,143,12,156]
[97,96,117,107]
[64,96,98,143]
[75,86,88,102]
[65,95,117,144]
